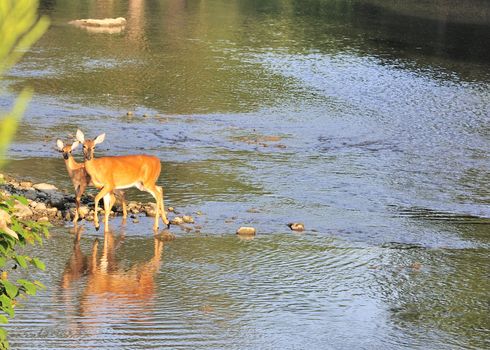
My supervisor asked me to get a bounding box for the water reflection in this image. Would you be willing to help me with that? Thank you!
[60,227,166,334]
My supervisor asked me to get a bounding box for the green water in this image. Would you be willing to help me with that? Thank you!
[2,0,489,349]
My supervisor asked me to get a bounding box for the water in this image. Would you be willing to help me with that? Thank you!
[2,0,489,349]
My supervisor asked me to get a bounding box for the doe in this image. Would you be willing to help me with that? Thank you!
[75,130,169,232]
[56,139,127,223]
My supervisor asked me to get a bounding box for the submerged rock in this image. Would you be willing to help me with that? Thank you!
[236,226,256,236]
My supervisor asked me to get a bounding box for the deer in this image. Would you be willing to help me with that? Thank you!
[75,129,170,232]
[56,139,127,224]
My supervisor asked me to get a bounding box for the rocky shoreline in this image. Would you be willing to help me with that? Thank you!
[0,173,199,230]
[0,173,306,235]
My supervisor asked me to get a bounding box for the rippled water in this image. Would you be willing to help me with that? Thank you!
[2,0,489,349]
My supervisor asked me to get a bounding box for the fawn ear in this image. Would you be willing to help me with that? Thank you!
[76,129,85,143]
[56,139,64,150]
[94,133,106,145]
[71,140,80,151]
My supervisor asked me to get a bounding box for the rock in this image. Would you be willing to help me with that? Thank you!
[64,211,71,221]
[168,207,175,212]
[69,17,127,28]
[13,202,33,219]
[33,183,58,192]
[19,181,33,189]
[127,111,134,116]
[288,223,305,232]
[133,218,140,224]
[182,215,194,224]
[236,226,256,236]
[196,211,203,216]
[86,215,94,222]
[46,207,58,217]
[246,208,260,213]
[48,193,66,209]
[37,216,49,223]
[157,230,175,241]
[78,205,90,219]
[171,217,183,225]
[34,202,47,211]
[144,203,157,217]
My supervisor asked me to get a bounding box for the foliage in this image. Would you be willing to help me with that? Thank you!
[0,196,49,349]
[0,0,49,348]
[0,0,50,167]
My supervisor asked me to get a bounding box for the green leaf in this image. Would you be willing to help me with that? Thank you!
[11,195,28,206]
[0,315,8,324]
[0,280,18,299]
[0,295,14,318]
[14,255,27,269]
[33,280,45,290]
[31,258,45,271]
[17,279,36,296]
[0,258,6,268]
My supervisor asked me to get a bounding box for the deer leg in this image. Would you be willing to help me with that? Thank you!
[114,190,127,219]
[73,185,81,224]
[143,184,162,232]
[157,186,170,228]
[103,192,113,233]
[93,187,111,231]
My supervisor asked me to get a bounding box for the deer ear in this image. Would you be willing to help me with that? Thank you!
[76,129,85,143]
[71,140,80,151]
[94,133,106,145]
[56,139,64,150]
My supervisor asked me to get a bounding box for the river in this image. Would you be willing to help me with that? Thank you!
[2,0,489,349]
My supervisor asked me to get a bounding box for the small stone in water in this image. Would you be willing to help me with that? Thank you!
[236,227,256,236]
[168,207,175,212]
[182,215,194,224]
[171,217,184,225]
[288,223,305,232]
[133,218,140,224]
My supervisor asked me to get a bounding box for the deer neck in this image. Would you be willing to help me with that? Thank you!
[64,155,80,177]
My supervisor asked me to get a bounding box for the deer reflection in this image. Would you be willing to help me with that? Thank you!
[61,229,169,325]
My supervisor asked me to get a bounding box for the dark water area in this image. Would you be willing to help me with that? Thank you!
[1,0,489,349]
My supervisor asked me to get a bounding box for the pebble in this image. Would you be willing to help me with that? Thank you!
[236,226,256,236]
[37,216,49,223]
[182,215,194,224]
[288,223,305,232]
[133,218,140,224]
[171,217,184,225]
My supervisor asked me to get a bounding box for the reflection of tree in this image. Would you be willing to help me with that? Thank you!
[127,0,148,49]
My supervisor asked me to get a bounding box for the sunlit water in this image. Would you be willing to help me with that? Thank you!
[1,0,489,349]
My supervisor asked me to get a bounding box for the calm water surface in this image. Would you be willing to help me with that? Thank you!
[1,0,489,349]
